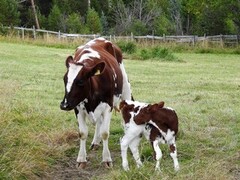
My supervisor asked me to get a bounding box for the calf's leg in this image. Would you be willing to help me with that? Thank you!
[153,140,162,171]
[169,142,180,171]
[129,136,142,168]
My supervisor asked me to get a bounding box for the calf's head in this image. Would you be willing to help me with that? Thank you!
[60,56,105,111]
[134,101,165,125]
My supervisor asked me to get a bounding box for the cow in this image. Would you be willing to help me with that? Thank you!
[119,100,180,172]
[60,37,132,169]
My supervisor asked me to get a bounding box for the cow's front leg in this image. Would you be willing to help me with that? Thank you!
[76,111,88,169]
[100,104,112,168]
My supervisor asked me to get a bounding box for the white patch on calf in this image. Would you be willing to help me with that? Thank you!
[66,64,83,93]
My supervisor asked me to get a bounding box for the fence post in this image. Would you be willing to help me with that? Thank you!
[163,34,166,42]
[131,32,134,42]
[192,35,195,46]
[21,27,24,39]
[220,34,224,48]
[46,31,49,42]
[237,34,239,45]
[33,25,36,39]
[58,31,61,40]
[203,33,207,48]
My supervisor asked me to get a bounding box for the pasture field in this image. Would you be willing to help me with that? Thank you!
[0,41,239,179]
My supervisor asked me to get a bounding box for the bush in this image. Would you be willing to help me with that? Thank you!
[138,46,180,61]
[116,41,136,54]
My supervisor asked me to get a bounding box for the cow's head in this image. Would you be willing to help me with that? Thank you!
[60,56,105,111]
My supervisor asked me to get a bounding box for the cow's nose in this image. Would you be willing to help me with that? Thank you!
[60,101,69,110]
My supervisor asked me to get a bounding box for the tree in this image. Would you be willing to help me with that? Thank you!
[86,8,102,34]
[110,0,161,35]
[48,4,64,31]
[30,0,40,29]
[100,11,109,35]
[0,0,20,26]
[66,13,89,33]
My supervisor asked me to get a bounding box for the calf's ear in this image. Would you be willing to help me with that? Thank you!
[65,56,73,68]
[119,100,127,110]
[158,101,165,108]
[148,103,159,113]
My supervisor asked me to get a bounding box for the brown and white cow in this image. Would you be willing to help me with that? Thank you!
[119,100,180,171]
[60,38,132,168]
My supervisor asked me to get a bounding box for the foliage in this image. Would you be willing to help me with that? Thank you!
[0,0,20,26]
[86,8,102,34]
[138,46,180,61]
[48,4,63,32]
[66,13,87,34]
[116,41,137,54]
[0,0,237,35]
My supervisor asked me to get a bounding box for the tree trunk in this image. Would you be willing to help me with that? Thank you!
[30,0,40,29]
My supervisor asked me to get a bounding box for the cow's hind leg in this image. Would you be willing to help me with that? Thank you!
[90,118,102,150]
[76,111,88,169]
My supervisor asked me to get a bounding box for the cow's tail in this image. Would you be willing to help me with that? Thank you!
[119,63,132,101]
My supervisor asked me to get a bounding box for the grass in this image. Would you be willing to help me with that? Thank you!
[0,41,240,179]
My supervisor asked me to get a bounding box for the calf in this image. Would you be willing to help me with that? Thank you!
[119,100,180,171]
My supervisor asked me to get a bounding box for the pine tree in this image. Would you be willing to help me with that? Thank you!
[48,4,62,31]
[86,8,102,34]
[0,0,20,26]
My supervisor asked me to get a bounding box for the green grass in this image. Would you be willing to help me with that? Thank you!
[0,42,239,179]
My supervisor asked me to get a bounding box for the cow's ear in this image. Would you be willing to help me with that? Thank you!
[105,42,116,57]
[88,62,105,77]
[65,56,73,68]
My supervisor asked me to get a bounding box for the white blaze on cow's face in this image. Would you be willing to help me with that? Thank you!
[66,63,83,93]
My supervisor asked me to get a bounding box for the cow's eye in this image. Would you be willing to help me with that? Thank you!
[76,80,84,86]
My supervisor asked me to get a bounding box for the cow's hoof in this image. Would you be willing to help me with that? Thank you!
[76,162,87,169]
[90,144,100,151]
[104,161,113,169]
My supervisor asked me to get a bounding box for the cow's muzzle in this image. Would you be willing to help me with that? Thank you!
[60,101,72,111]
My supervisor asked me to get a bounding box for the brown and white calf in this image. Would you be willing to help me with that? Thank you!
[119,100,180,171]
[60,38,132,168]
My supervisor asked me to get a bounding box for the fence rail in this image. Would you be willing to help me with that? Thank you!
[4,26,240,47]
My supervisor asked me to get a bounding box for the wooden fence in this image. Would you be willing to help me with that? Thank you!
[4,26,240,47]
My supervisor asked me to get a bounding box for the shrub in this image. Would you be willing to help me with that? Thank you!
[117,41,136,54]
[138,46,180,61]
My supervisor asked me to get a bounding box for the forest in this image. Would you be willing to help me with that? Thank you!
[0,0,240,36]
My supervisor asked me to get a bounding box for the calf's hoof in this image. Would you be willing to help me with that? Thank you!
[174,165,180,172]
[76,162,87,169]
